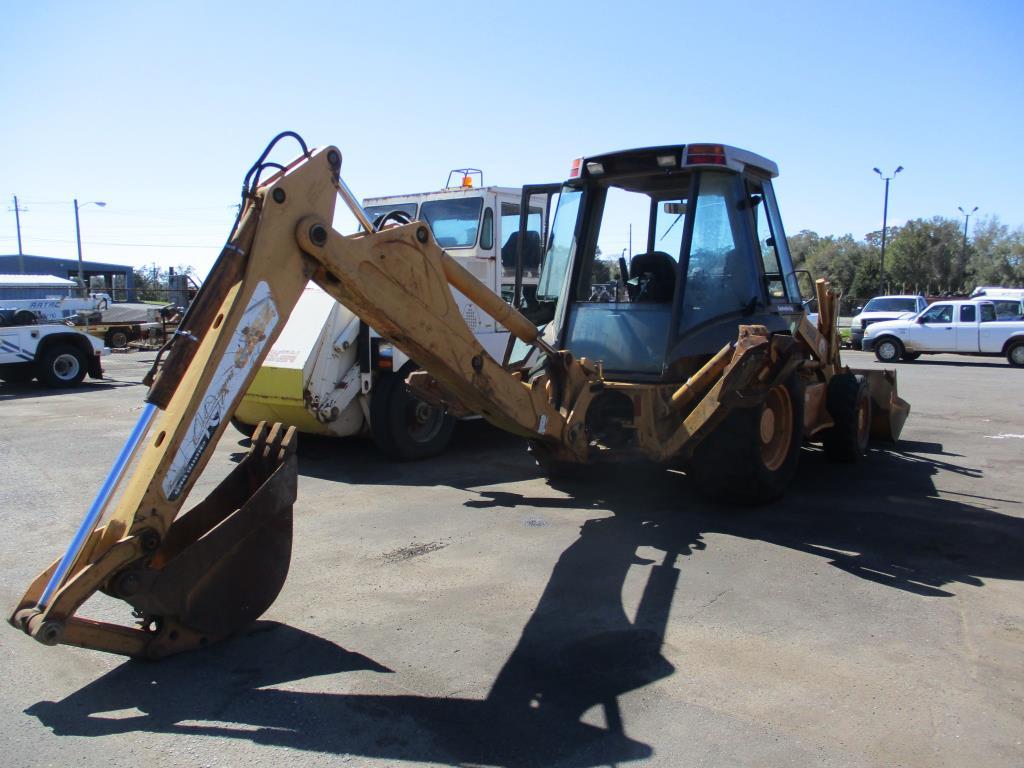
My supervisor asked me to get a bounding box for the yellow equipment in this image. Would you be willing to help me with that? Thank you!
[9,134,909,659]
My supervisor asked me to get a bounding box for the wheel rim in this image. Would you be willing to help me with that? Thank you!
[759,384,793,472]
[404,393,445,443]
[878,340,897,361]
[1012,346,1024,366]
[53,353,80,381]
[112,331,128,348]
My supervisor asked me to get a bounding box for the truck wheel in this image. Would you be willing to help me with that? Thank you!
[1008,342,1024,368]
[106,330,129,348]
[874,337,903,363]
[370,365,455,461]
[821,373,871,462]
[38,344,88,387]
[14,309,37,326]
[686,372,804,505]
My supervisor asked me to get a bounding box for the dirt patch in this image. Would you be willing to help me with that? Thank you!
[379,541,447,564]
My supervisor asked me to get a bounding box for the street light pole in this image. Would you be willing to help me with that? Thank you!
[957,205,978,292]
[873,165,903,295]
[73,198,106,296]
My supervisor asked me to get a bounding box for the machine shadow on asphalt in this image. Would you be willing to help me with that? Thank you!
[22,426,1024,766]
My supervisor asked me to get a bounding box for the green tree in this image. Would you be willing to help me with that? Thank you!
[968,216,1024,288]
[885,217,963,293]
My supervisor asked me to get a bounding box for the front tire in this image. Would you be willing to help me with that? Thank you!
[821,373,871,462]
[370,363,456,461]
[37,344,88,387]
[686,372,804,505]
[874,336,904,363]
[1008,342,1024,368]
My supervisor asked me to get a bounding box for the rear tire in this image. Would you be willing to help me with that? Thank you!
[1008,342,1024,368]
[821,374,871,462]
[686,372,804,505]
[37,344,87,387]
[874,336,904,363]
[370,364,455,461]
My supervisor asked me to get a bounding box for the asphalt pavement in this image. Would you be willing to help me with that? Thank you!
[0,351,1021,768]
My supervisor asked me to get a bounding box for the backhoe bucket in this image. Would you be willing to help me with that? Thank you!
[10,422,299,659]
[857,369,910,443]
[121,422,299,657]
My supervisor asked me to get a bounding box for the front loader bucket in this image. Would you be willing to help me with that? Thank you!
[10,423,298,659]
[857,369,910,443]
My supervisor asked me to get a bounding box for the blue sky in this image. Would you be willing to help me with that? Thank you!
[2,0,1022,274]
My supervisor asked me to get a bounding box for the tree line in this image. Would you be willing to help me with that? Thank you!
[787,215,1024,301]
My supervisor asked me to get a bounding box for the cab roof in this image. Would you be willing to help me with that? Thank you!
[573,143,779,181]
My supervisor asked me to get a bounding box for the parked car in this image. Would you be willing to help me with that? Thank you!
[849,295,928,350]
[863,299,1024,366]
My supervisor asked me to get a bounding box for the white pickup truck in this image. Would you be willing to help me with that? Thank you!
[0,321,107,387]
[863,299,1024,366]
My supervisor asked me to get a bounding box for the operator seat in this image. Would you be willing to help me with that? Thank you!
[501,231,542,272]
[629,251,677,302]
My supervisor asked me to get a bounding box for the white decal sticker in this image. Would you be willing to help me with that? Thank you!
[162,282,279,500]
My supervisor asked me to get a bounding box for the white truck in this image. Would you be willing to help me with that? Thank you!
[0,319,108,387]
[863,298,1024,366]
[0,294,111,323]
[234,175,554,458]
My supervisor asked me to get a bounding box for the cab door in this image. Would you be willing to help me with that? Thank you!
[954,304,980,352]
[912,303,955,350]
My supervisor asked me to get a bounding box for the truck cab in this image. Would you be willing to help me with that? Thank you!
[363,176,552,362]
[530,144,803,381]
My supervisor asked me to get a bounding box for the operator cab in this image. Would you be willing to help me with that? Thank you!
[533,143,803,381]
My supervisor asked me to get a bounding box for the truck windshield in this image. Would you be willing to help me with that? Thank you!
[420,198,483,248]
[864,297,918,312]
[363,202,417,226]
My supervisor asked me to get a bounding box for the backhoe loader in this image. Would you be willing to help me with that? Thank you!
[9,133,909,660]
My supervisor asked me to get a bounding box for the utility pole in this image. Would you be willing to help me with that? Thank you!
[958,206,977,292]
[73,198,106,296]
[11,195,26,273]
[873,166,903,296]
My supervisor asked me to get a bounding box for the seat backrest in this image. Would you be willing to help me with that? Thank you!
[500,231,519,269]
[629,251,677,302]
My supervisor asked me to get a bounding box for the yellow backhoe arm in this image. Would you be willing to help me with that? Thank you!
[7,144,590,658]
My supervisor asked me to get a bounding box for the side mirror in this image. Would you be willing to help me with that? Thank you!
[916,316,927,324]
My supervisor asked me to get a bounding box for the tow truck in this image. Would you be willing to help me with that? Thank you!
[9,134,909,659]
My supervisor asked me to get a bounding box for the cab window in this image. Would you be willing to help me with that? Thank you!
[920,304,953,323]
[420,198,483,248]
[680,172,757,333]
[960,305,976,323]
[747,180,786,300]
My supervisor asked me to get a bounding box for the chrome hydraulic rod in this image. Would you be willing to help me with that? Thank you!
[36,402,159,608]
